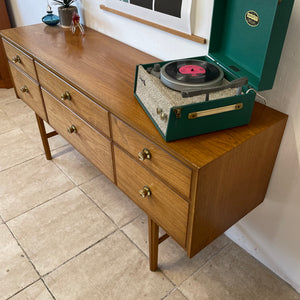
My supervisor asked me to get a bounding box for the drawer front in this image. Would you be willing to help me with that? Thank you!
[114,146,188,247]
[9,63,47,121]
[36,62,110,137]
[112,116,192,199]
[43,89,114,182]
[3,39,37,80]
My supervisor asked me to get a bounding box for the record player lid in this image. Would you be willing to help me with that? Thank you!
[208,0,294,91]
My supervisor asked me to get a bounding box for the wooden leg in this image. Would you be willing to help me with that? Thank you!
[148,217,159,271]
[35,113,52,160]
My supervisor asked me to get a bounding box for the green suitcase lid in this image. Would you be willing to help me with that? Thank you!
[208,0,294,91]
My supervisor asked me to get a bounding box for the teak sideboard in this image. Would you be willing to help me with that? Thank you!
[0,24,287,271]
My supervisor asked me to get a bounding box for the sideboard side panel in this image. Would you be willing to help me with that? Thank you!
[187,117,287,257]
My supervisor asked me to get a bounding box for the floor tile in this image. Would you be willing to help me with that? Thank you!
[0,128,42,171]
[44,231,173,300]
[80,175,142,227]
[0,89,17,109]
[9,280,53,300]
[0,156,74,221]
[122,212,164,254]
[1,98,36,128]
[52,145,101,185]
[0,108,16,135]
[0,88,16,105]
[21,120,69,152]
[122,213,231,285]
[0,98,17,112]
[164,289,188,300]
[179,242,300,300]
[0,224,39,300]
[8,187,116,275]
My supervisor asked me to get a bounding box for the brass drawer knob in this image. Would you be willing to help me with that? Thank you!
[20,85,29,93]
[138,148,151,161]
[61,91,71,101]
[139,186,151,198]
[67,125,77,134]
[12,55,21,64]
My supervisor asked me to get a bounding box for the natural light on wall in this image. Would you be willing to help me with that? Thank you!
[101,0,193,34]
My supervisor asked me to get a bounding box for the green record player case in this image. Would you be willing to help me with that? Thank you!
[134,0,295,141]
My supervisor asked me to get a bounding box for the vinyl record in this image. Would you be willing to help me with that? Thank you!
[160,59,224,92]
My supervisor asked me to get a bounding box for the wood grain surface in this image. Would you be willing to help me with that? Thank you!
[9,63,47,121]
[3,39,38,80]
[36,62,110,137]
[186,117,288,257]
[111,115,192,199]
[114,145,188,247]
[0,25,288,169]
[43,88,114,182]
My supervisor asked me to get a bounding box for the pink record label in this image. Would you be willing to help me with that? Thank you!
[179,65,206,76]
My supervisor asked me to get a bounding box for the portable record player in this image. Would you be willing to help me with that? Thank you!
[134,0,294,142]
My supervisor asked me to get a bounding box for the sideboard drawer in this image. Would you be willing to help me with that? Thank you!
[114,145,188,247]
[43,89,114,182]
[112,116,192,199]
[36,62,110,137]
[9,63,47,121]
[3,39,37,80]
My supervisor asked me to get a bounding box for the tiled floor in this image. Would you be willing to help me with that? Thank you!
[0,88,299,300]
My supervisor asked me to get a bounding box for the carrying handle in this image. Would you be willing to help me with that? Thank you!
[181,77,248,98]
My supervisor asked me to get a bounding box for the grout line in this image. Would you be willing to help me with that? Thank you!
[79,178,179,289]
[118,228,176,289]
[77,182,178,286]
[49,158,78,187]
[4,186,75,223]
[120,212,144,229]
[177,240,233,290]
[6,279,41,300]
[4,222,42,277]
[75,173,101,186]
[78,174,145,233]
[41,228,119,278]
[0,126,20,136]
[120,227,150,260]
[37,141,71,157]
[160,287,187,300]
[0,153,45,173]
[77,180,122,228]
[78,181,149,249]
[3,223,45,300]
[50,145,103,187]
[160,237,233,295]
[40,277,56,299]
[174,289,190,300]
[119,223,176,289]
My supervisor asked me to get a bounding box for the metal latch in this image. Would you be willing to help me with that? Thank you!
[173,108,182,119]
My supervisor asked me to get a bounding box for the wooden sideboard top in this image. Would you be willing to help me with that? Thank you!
[0,24,288,169]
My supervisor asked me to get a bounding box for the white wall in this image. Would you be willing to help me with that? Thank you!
[226,2,300,292]
[6,0,300,293]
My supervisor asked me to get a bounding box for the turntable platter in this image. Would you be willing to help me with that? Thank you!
[160,59,224,92]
